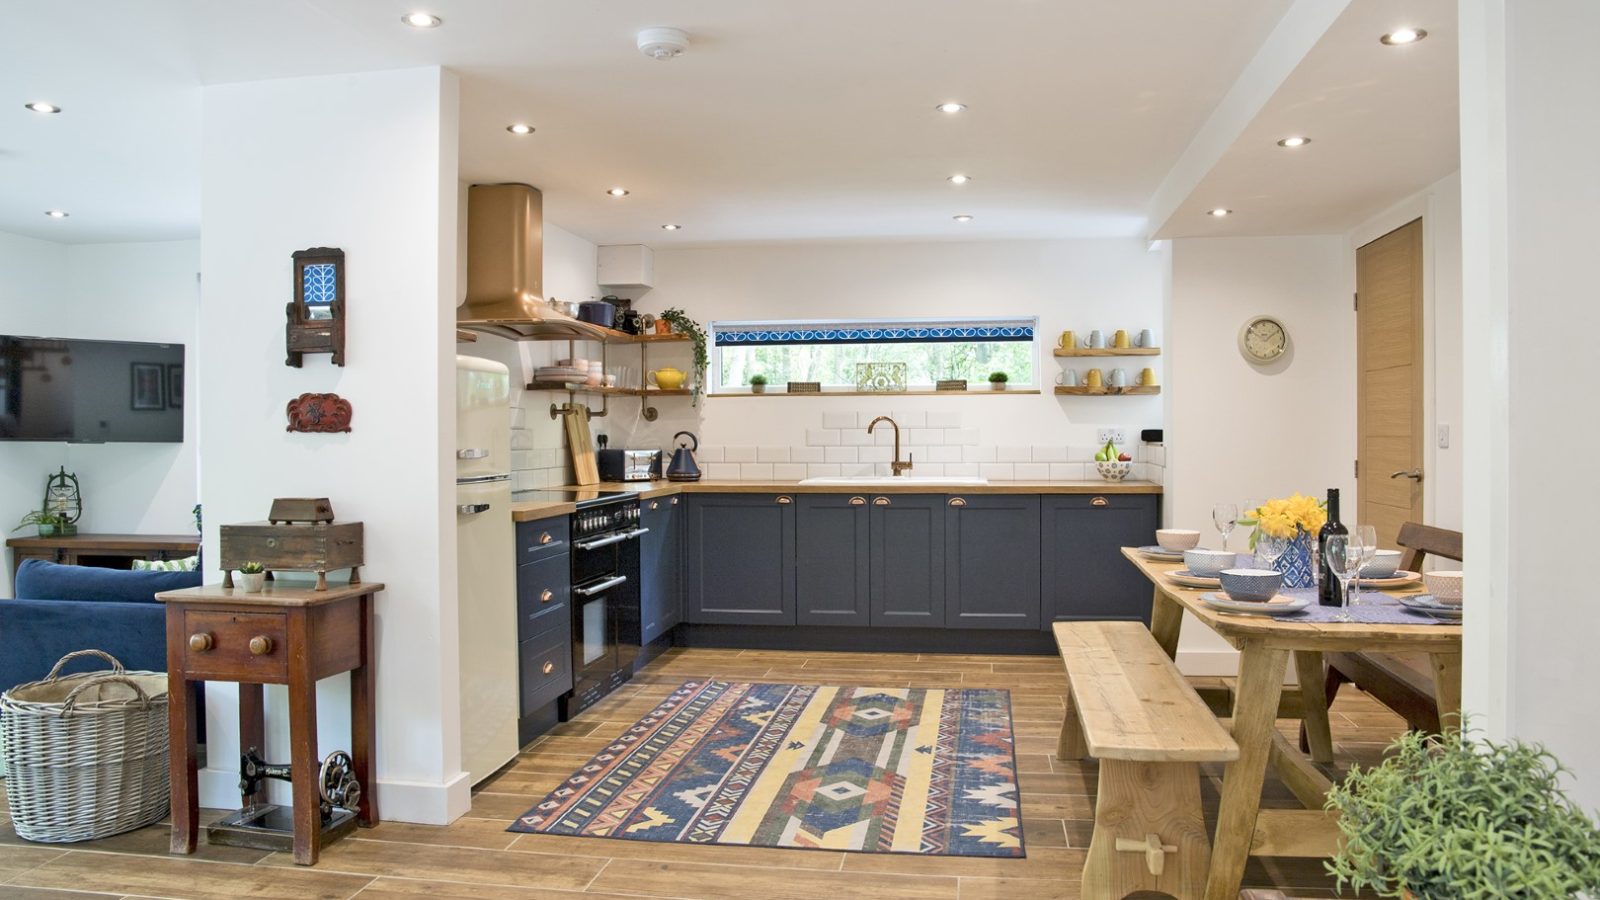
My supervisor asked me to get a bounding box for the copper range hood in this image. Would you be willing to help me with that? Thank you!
[457,183,611,341]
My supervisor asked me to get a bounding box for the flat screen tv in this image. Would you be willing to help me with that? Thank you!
[0,336,185,443]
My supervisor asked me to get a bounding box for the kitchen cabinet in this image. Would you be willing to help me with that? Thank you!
[515,515,573,744]
[796,494,871,626]
[685,494,796,625]
[945,495,1042,629]
[640,495,683,642]
[869,495,946,628]
[1040,494,1159,624]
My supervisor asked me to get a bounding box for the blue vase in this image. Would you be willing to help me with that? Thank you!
[1271,530,1317,589]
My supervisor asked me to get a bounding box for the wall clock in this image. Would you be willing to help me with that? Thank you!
[1238,315,1289,364]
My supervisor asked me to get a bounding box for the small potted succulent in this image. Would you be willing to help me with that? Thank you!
[12,509,70,538]
[1325,723,1600,898]
[238,561,267,593]
[749,374,768,394]
[987,371,1009,392]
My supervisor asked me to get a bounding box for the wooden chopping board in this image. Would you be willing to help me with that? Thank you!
[565,404,599,485]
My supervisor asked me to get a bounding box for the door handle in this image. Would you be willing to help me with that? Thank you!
[776,496,793,504]
[948,497,967,507]
[848,496,866,506]
[873,497,891,506]
[457,503,491,515]
[540,589,554,603]
[1091,497,1109,507]
[456,448,489,460]
[1390,469,1424,482]
[574,574,628,596]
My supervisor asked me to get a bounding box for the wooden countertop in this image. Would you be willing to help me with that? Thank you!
[511,479,1161,522]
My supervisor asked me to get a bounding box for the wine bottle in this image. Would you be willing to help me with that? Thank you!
[1317,488,1348,606]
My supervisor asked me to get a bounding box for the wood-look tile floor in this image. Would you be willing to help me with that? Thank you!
[0,647,1410,899]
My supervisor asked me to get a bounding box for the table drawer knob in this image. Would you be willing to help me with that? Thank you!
[249,636,274,656]
[188,633,214,652]
[542,661,555,675]
[540,589,554,603]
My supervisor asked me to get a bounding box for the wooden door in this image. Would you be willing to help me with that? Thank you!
[1357,218,1425,548]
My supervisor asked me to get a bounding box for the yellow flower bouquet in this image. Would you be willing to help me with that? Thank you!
[1239,492,1327,588]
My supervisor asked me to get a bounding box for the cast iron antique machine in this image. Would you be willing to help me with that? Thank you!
[207,748,364,850]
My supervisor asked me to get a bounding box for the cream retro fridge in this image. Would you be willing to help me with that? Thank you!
[456,355,518,784]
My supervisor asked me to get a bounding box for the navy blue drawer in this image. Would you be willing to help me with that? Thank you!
[517,555,570,644]
[519,633,573,716]
[516,516,570,566]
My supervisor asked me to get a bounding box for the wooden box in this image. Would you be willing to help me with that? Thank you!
[219,521,363,591]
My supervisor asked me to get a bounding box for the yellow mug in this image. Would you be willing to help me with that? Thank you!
[1139,367,1158,386]
[1085,368,1104,388]
[1112,329,1130,349]
[1057,330,1075,350]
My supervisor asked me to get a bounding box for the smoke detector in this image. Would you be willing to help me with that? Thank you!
[637,27,689,61]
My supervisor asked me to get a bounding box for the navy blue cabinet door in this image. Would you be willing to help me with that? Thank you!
[685,494,797,625]
[796,494,870,626]
[1040,494,1159,625]
[640,495,684,642]
[869,494,946,628]
[946,495,1042,629]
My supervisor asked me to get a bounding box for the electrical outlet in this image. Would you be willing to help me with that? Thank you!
[1438,425,1450,449]
[1096,428,1127,445]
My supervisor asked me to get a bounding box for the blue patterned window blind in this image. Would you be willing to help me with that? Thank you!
[712,317,1035,347]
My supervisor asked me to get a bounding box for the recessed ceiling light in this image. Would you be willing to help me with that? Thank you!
[952,214,974,223]
[44,210,69,219]
[1277,136,1311,148]
[401,12,442,28]
[506,123,535,135]
[936,102,967,114]
[661,224,682,231]
[947,174,971,185]
[1380,28,1427,45]
[24,102,61,114]
[1207,208,1232,218]
[607,187,630,197]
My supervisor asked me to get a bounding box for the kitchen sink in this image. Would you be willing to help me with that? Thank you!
[798,476,990,486]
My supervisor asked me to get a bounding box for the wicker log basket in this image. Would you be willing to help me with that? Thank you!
[0,650,171,842]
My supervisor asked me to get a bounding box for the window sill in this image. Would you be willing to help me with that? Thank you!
[710,388,1042,398]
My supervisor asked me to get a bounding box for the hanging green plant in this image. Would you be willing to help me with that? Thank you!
[659,307,708,404]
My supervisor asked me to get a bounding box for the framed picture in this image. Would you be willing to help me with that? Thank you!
[131,362,165,410]
[166,364,184,409]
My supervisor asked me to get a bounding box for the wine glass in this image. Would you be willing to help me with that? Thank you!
[1255,533,1289,573]
[1212,503,1239,551]
[1349,525,1378,605]
[1324,534,1359,608]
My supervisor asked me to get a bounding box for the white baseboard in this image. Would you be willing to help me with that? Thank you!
[199,767,472,825]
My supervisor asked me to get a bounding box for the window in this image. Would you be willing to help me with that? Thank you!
[710,317,1037,392]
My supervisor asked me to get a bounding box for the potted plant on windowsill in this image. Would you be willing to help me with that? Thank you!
[987,371,1009,391]
[1325,723,1600,899]
[749,374,768,395]
[12,509,70,538]
[238,561,267,593]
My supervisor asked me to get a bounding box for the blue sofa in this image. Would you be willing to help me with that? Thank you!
[1,559,201,692]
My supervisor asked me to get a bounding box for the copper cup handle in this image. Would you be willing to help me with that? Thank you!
[1091,497,1109,507]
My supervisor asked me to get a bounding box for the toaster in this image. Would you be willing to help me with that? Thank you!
[598,449,661,482]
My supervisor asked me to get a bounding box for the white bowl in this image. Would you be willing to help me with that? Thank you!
[1183,549,1237,577]
[1423,570,1463,605]
[556,358,590,372]
[1096,460,1133,482]
[1361,549,1403,579]
[1156,529,1201,551]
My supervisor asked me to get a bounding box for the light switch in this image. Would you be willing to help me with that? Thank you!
[1438,425,1450,449]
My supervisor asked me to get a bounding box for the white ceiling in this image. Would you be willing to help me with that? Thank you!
[0,0,1458,248]
[1154,0,1459,238]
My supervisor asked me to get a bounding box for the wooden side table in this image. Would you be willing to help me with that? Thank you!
[156,581,382,865]
[7,532,201,584]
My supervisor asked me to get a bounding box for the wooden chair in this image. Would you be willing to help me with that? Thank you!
[1301,522,1462,750]
[1055,621,1239,900]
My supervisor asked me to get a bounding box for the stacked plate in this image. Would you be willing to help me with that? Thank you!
[1358,570,1423,588]
[1397,594,1463,621]
[1200,593,1311,617]
[535,366,587,382]
[1136,545,1185,562]
[1166,570,1221,589]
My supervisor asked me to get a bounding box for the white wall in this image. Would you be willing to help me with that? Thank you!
[199,67,465,823]
[1463,0,1600,811]
[1167,235,1353,671]
[1345,172,1463,531]
[0,233,200,596]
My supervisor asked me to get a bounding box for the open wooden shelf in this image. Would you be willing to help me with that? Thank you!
[458,314,692,345]
[527,381,690,398]
[1052,347,1160,357]
[1054,385,1161,396]
[712,389,1043,398]
[455,329,478,343]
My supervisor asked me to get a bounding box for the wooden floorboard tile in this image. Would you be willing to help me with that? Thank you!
[349,877,638,900]
[507,832,846,871]
[1015,794,1095,820]
[1015,769,1095,795]
[0,888,129,900]
[257,840,605,891]
[956,875,1080,900]
[587,858,960,900]
[841,846,1084,879]
[11,851,371,900]
[350,817,523,850]
[0,819,271,865]
[458,792,548,821]
[1019,818,1069,850]
[0,845,69,884]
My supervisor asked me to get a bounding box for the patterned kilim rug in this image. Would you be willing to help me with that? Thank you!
[510,680,1024,857]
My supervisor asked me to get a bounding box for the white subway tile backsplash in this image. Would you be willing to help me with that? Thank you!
[859,446,893,463]
[807,463,842,478]
[514,471,539,491]
[511,451,534,471]
[724,445,758,463]
[840,463,875,477]
[1013,462,1051,480]
[839,429,872,446]
[908,428,945,445]
[822,411,857,429]
[740,463,775,480]
[874,429,897,446]
[980,462,1016,481]
[946,428,979,446]
[695,445,726,463]
[772,462,809,480]
[1050,462,1088,481]
[926,445,963,463]
[1031,445,1069,463]
[824,446,859,464]
[533,448,561,468]
[944,462,980,477]
[510,431,534,451]
[964,445,997,463]
[1068,445,1097,462]
[997,446,1031,463]
[509,406,527,430]
[925,410,962,429]
[912,462,945,476]
[706,462,743,480]
[757,446,790,463]
[791,446,825,464]
[806,429,841,446]
[891,410,927,428]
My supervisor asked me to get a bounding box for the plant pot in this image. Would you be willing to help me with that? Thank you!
[654,320,672,335]
[751,384,766,394]
[35,523,58,538]
[240,572,266,593]
[989,382,1008,391]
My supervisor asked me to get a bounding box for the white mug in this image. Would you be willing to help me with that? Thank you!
[1136,329,1155,348]
[1055,370,1078,387]
[1085,329,1105,348]
[1108,368,1127,387]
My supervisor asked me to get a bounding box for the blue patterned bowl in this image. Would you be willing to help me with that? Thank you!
[1184,549,1237,577]
[1218,568,1283,603]
[1360,550,1402,579]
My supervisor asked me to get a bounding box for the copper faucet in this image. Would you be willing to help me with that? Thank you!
[867,416,914,476]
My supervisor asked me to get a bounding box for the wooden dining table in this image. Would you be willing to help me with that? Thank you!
[1119,547,1463,900]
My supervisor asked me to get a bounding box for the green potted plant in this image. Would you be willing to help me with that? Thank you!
[658,308,708,405]
[12,509,69,537]
[1326,724,1600,899]
[749,374,768,394]
[987,371,1009,392]
[238,561,267,594]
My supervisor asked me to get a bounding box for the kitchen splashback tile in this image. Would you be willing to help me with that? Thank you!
[724,445,758,463]
[963,445,997,463]
[979,462,1016,481]
[997,446,1031,463]
[694,445,726,463]
[1013,462,1051,480]
[908,428,945,445]
[890,410,927,428]
[925,410,962,429]
[822,411,857,429]
[944,462,980,477]
[740,463,775,480]
[790,446,825,464]
[1068,445,1098,462]
[510,431,534,451]
[824,446,859,464]
[925,445,963,463]
[873,429,897,446]
[511,451,534,471]
[806,463,842,478]
[757,446,790,463]
[946,428,979,446]
[772,462,809,480]
[1031,445,1069,463]
[806,428,841,446]
[706,462,743,480]
[839,463,875,477]
[533,448,560,468]
[509,406,527,430]
[839,428,873,446]
[1050,462,1088,480]
[859,446,893,463]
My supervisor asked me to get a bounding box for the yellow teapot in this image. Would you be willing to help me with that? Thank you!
[648,367,686,391]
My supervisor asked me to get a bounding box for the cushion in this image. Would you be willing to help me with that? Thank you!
[132,555,200,572]
[14,559,202,603]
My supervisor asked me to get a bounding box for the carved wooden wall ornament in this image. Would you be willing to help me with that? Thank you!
[285,392,353,433]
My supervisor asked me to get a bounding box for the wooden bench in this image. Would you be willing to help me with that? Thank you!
[1055,621,1240,900]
